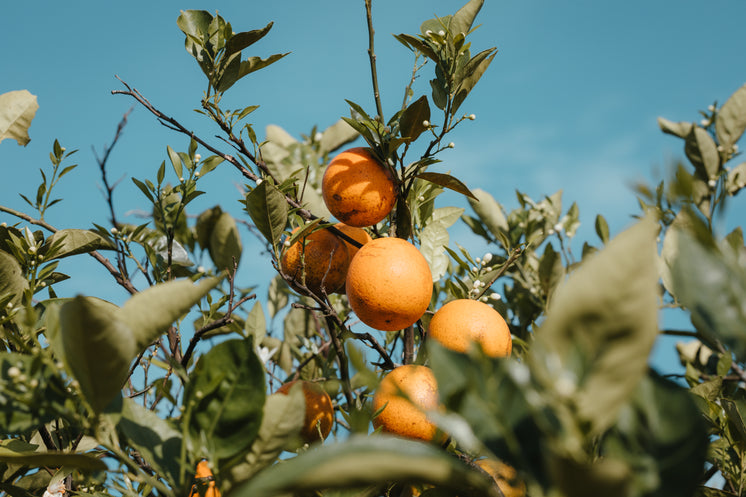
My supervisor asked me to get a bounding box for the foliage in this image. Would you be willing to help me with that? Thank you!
[1,1,745,496]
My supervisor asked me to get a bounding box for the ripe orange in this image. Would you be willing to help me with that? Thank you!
[475,458,526,497]
[334,222,372,261]
[322,147,397,227]
[372,364,441,442]
[345,237,432,331]
[189,460,220,497]
[277,380,334,443]
[428,299,512,357]
[280,227,349,296]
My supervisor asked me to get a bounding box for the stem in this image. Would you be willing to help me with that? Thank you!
[364,0,385,121]
[0,205,138,295]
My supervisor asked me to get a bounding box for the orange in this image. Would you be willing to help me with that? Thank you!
[372,365,441,442]
[277,380,334,443]
[189,460,220,497]
[280,227,349,296]
[428,299,512,357]
[321,147,397,227]
[334,222,372,261]
[345,237,432,331]
[475,458,526,497]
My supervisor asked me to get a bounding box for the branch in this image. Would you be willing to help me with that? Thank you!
[0,205,138,295]
[364,0,385,121]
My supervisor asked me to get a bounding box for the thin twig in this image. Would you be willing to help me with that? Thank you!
[0,205,138,295]
[364,0,385,121]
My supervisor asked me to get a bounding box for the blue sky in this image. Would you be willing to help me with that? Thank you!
[2,0,746,371]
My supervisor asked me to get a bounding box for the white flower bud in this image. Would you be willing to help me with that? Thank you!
[482,253,492,263]
[708,179,717,188]
[256,178,263,185]
[490,292,502,301]
[438,30,445,36]
[179,177,185,182]
[197,266,205,274]
[111,227,118,235]
[314,132,323,142]
[475,257,482,264]
[448,142,455,148]
[700,119,710,127]
[194,153,202,162]
[469,114,476,120]
[472,266,478,273]
[7,366,20,378]
[417,196,425,202]
[708,104,716,112]
[422,120,430,127]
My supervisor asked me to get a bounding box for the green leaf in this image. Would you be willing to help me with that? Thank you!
[225,23,274,57]
[118,398,182,486]
[467,188,508,241]
[715,83,746,150]
[657,117,693,139]
[601,373,708,497]
[225,389,305,485]
[392,33,439,63]
[209,212,242,271]
[0,448,106,472]
[245,301,267,342]
[452,48,497,115]
[420,208,462,282]
[594,214,610,244]
[531,216,660,435]
[60,296,133,413]
[117,276,221,350]
[231,435,500,497]
[417,172,477,200]
[196,206,223,250]
[399,96,431,142]
[667,226,746,360]
[449,0,484,36]
[320,120,363,154]
[237,53,289,79]
[244,180,288,249]
[685,126,720,179]
[726,162,746,195]
[40,229,115,260]
[0,90,39,146]
[167,146,183,180]
[0,250,28,306]
[184,338,265,463]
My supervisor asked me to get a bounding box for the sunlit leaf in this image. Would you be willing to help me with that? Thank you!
[417,172,477,200]
[657,117,693,139]
[209,212,242,271]
[60,296,133,413]
[715,83,746,150]
[118,276,221,350]
[40,229,115,260]
[0,90,39,146]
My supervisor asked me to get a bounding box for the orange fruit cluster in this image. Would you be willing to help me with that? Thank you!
[276,380,334,443]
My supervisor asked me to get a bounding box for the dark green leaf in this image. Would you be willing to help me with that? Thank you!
[225,389,305,485]
[0,449,106,472]
[417,172,477,200]
[184,338,265,463]
[118,398,182,487]
[595,214,610,244]
[60,296,133,413]
[715,83,746,150]
[531,216,660,435]
[225,23,273,56]
[393,34,439,63]
[399,96,431,142]
[602,373,708,497]
[449,0,484,36]
[244,180,288,249]
[132,177,154,202]
[452,48,497,115]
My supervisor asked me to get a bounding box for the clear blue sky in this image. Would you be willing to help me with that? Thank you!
[2,0,746,371]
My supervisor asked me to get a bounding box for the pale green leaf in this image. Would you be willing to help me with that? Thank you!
[40,229,115,260]
[0,250,28,306]
[209,212,242,271]
[320,120,359,154]
[245,301,267,342]
[0,90,39,146]
[657,117,693,139]
[685,126,720,179]
[117,277,221,350]
[60,296,134,413]
[531,216,659,435]
[468,188,508,239]
[715,83,746,150]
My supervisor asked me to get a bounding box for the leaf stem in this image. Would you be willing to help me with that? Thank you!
[364,0,385,122]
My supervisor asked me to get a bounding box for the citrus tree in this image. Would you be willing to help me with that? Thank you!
[1,1,746,496]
